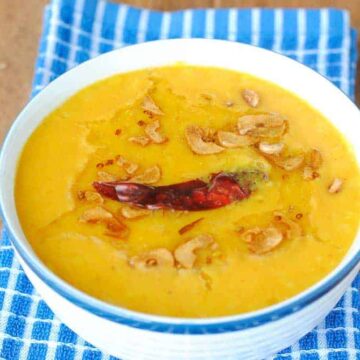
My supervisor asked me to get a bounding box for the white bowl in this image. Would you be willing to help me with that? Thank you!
[0,39,359,360]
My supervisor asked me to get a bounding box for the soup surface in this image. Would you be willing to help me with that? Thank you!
[16,66,359,317]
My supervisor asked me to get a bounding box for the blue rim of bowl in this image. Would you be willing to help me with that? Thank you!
[0,39,359,335]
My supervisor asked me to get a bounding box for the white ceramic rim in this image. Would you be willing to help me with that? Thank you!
[0,39,359,333]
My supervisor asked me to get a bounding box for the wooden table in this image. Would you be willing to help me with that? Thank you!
[0,0,359,144]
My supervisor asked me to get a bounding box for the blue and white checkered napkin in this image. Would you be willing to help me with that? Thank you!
[0,0,359,359]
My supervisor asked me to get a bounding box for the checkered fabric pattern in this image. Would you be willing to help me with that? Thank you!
[0,0,359,359]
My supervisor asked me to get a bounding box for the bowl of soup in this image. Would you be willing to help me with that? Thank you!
[0,39,359,359]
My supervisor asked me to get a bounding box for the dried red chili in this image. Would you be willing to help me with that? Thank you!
[93,171,263,211]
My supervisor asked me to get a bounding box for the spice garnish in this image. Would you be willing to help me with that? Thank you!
[185,125,224,155]
[174,234,215,269]
[328,178,343,194]
[142,95,164,116]
[242,89,260,108]
[178,218,204,235]
[128,136,150,146]
[144,120,167,144]
[129,248,174,269]
[97,171,118,182]
[244,227,283,254]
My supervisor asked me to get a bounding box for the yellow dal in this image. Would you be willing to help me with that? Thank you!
[15,66,360,317]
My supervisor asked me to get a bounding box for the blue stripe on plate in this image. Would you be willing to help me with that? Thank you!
[101,2,118,40]
[191,9,206,38]
[214,9,230,39]
[81,0,98,32]
[169,10,184,39]
[123,6,141,44]
[259,9,275,48]
[145,11,163,41]
[304,9,321,49]
[282,10,298,50]
[236,9,252,44]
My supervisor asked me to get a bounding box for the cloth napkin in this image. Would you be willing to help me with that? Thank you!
[0,0,359,359]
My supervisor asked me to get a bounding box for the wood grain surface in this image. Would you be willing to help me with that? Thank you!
[0,0,359,144]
